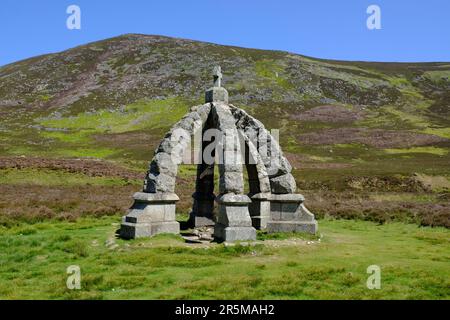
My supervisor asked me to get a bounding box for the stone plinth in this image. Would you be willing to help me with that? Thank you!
[267,194,318,234]
[205,87,229,104]
[213,193,256,242]
[189,191,216,227]
[120,192,180,239]
[248,192,271,230]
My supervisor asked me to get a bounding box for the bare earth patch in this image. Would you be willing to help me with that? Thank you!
[297,128,447,148]
[292,105,365,123]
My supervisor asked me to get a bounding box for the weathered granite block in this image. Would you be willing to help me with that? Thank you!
[270,173,297,194]
[120,221,151,239]
[219,171,244,194]
[266,221,318,234]
[269,202,282,220]
[248,193,271,229]
[205,87,229,104]
[267,193,318,235]
[214,226,256,242]
[214,193,256,242]
[120,192,180,239]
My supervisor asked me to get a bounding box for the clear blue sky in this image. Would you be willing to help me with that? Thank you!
[1,0,449,66]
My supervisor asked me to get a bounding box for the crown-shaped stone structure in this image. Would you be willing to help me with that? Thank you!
[120,66,318,242]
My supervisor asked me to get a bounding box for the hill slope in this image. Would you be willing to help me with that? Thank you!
[0,34,449,226]
[1,34,450,112]
[1,35,449,300]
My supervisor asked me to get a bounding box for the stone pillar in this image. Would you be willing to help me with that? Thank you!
[248,192,271,230]
[120,192,180,239]
[189,102,216,227]
[189,164,216,227]
[214,193,256,242]
[267,194,318,234]
[210,102,256,242]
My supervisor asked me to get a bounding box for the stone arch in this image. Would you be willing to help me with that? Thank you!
[189,109,272,228]
[120,67,317,242]
[143,103,211,193]
[239,130,272,229]
[239,130,271,194]
[230,105,297,194]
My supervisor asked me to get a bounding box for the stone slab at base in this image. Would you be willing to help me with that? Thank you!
[120,221,180,239]
[119,192,180,239]
[214,224,257,242]
[267,220,318,234]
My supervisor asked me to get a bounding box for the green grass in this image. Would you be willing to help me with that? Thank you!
[17,97,191,159]
[423,70,450,83]
[53,147,119,159]
[0,217,448,299]
[384,147,448,156]
[0,168,140,187]
[255,59,293,89]
[38,97,188,136]
[422,127,450,139]
[362,106,450,139]
[40,130,94,144]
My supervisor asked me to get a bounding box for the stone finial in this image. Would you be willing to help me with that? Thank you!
[213,66,222,87]
[205,66,228,104]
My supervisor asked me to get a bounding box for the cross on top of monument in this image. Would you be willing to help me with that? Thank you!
[213,66,222,87]
[205,65,228,103]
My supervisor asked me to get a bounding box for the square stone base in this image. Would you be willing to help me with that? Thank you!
[119,192,180,239]
[213,193,256,242]
[266,220,318,234]
[120,221,180,239]
[267,194,318,235]
[214,224,256,242]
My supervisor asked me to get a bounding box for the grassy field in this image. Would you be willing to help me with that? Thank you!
[0,216,448,300]
[0,35,449,300]
[1,159,447,300]
[0,97,448,299]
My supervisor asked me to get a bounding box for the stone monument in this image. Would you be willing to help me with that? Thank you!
[120,66,318,242]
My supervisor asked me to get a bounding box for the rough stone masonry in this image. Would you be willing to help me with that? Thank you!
[120,66,318,242]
